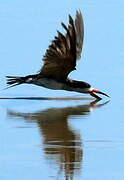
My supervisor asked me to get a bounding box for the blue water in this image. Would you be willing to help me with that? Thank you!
[0,0,124,179]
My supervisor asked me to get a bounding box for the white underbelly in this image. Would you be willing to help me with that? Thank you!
[34,78,64,90]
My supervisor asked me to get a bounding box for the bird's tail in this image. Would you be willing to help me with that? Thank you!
[5,76,25,90]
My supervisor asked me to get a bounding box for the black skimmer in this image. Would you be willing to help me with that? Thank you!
[6,10,109,100]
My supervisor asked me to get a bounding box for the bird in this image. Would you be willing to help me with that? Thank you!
[6,10,109,100]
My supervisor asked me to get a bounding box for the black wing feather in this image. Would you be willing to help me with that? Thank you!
[39,10,84,80]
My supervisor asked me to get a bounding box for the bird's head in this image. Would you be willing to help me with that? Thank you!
[69,80,109,100]
[89,88,110,100]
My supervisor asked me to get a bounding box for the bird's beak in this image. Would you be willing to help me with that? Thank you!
[90,89,110,99]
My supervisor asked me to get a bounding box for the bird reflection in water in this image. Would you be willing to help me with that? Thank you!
[7,99,109,180]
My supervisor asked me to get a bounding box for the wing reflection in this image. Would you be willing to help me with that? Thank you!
[7,100,109,180]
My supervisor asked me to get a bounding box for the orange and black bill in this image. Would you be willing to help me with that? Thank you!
[90,89,110,100]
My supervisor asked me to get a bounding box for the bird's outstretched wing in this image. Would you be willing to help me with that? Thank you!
[39,10,84,81]
[75,10,84,60]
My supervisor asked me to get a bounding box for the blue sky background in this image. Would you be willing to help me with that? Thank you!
[0,0,124,98]
[0,1,124,180]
